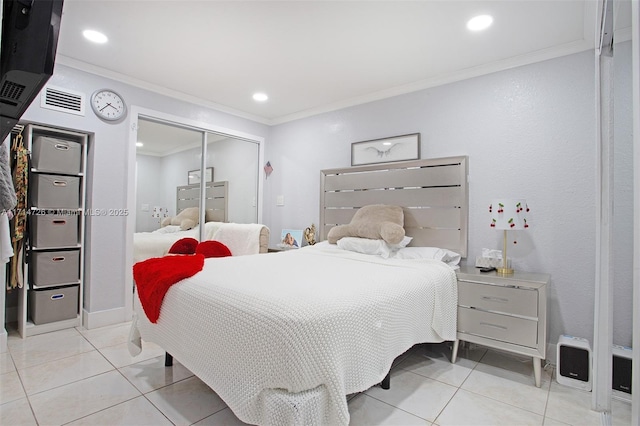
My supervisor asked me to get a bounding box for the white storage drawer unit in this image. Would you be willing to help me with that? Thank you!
[31,214,79,248]
[31,136,82,174]
[30,174,80,208]
[30,249,80,288]
[29,284,79,325]
[453,266,549,387]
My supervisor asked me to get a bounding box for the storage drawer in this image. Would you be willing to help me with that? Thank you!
[29,284,79,325]
[458,281,538,318]
[31,213,79,248]
[30,174,80,209]
[32,136,82,174]
[30,249,80,288]
[458,307,538,348]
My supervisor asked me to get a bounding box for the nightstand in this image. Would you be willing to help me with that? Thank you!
[452,265,550,387]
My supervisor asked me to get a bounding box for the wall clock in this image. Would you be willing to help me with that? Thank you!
[90,89,127,121]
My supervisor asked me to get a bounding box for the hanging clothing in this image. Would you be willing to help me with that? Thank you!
[9,132,28,290]
[11,132,28,242]
[0,141,17,212]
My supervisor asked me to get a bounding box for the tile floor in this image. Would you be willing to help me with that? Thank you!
[0,322,632,425]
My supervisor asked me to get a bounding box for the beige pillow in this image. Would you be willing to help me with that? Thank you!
[327,204,405,245]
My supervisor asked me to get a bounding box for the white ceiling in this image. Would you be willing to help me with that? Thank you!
[56,1,632,126]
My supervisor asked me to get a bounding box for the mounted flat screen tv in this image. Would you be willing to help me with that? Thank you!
[1,0,64,142]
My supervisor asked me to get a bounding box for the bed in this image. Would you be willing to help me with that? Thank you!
[133,180,269,260]
[130,156,468,425]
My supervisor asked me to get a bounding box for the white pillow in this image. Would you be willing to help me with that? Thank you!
[337,237,392,258]
[393,247,462,266]
[337,236,413,258]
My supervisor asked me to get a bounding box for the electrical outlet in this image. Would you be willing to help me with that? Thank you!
[276,195,284,206]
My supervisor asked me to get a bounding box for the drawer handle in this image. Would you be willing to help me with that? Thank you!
[51,294,65,300]
[51,257,65,262]
[54,144,69,151]
[480,322,508,331]
[52,220,67,225]
[481,296,509,303]
[53,180,68,187]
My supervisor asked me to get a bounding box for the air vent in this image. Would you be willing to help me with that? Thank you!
[40,85,85,116]
[1,80,25,103]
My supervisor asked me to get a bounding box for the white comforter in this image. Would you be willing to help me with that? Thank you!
[131,242,457,425]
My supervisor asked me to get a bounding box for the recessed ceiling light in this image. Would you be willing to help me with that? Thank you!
[136,142,143,147]
[253,92,268,102]
[467,15,493,31]
[83,29,108,44]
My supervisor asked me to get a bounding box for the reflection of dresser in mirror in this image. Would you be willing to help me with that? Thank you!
[134,118,260,234]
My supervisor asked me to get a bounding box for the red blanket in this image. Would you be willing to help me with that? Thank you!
[133,254,205,323]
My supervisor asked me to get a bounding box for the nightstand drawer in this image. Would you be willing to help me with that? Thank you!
[458,281,537,318]
[458,307,538,348]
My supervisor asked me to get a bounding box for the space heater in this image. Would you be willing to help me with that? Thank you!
[557,335,592,391]
[612,345,632,401]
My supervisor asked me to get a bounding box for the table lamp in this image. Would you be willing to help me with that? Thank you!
[489,199,529,275]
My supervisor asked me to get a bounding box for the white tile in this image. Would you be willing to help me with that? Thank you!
[66,395,172,426]
[9,330,94,370]
[544,381,602,426]
[435,389,544,425]
[611,398,632,426]
[28,370,141,425]
[0,397,38,426]
[348,394,430,425]
[77,322,133,349]
[396,345,479,388]
[0,370,26,405]
[145,376,227,426]
[365,369,456,422]
[119,354,194,393]
[543,417,571,425]
[19,350,113,395]
[98,340,165,368]
[0,352,15,374]
[7,327,79,350]
[194,407,250,425]
[461,351,551,416]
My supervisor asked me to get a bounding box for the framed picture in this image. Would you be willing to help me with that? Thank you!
[279,229,303,249]
[351,133,420,166]
[188,167,213,185]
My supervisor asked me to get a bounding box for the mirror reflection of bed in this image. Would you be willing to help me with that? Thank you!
[133,117,265,260]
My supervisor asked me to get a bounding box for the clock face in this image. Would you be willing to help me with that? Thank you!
[91,89,127,121]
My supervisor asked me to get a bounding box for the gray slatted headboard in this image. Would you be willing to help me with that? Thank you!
[320,156,468,257]
[176,180,229,222]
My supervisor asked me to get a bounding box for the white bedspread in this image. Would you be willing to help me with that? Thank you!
[131,242,457,425]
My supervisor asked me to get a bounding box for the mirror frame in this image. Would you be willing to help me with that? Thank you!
[125,106,265,320]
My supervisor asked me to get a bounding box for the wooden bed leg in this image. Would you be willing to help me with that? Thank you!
[381,371,391,390]
[165,352,173,367]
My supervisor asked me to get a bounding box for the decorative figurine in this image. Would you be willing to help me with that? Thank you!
[303,224,316,246]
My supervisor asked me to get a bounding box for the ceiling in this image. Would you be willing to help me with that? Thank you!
[56,1,632,126]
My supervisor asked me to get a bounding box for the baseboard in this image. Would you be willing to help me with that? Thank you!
[82,306,131,330]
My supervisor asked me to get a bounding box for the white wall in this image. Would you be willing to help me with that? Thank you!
[264,47,633,349]
[20,64,269,323]
[207,138,259,224]
[135,154,164,232]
